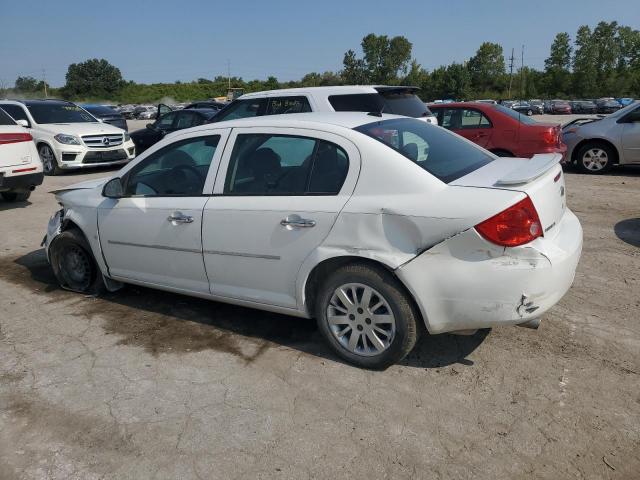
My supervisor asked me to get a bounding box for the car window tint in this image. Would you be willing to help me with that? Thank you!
[175,112,197,129]
[215,99,265,122]
[328,94,385,112]
[0,104,29,123]
[378,91,429,117]
[460,109,491,129]
[355,118,493,184]
[157,112,176,128]
[440,108,460,129]
[125,135,219,196]
[307,141,349,194]
[224,134,315,195]
[0,108,17,125]
[266,96,312,115]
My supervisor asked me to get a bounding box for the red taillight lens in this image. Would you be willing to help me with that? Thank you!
[0,133,33,145]
[475,196,542,247]
[541,129,556,145]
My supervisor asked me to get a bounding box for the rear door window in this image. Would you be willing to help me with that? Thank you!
[224,134,349,195]
[460,109,491,129]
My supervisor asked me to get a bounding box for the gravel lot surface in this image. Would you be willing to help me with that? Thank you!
[1,116,639,479]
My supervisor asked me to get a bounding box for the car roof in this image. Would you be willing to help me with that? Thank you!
[239,85,418,100]
[178,111,407,133]
[1,99,75,106]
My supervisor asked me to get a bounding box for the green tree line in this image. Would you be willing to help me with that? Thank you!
[3,21,638,103]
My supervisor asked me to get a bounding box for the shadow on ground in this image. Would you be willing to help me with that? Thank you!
[0,198,32,211]
[614,218,640,248]
[1,249,487,369]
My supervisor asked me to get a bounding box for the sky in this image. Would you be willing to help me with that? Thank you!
[1,0,638,88]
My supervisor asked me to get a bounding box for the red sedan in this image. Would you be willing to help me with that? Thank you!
[429,102,567,159]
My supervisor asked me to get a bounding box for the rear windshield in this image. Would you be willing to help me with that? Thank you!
[493,104,537,125]
[355,117,493,183]
[27,103,97,124]
[329,92,431,118]
[0,108,17,125]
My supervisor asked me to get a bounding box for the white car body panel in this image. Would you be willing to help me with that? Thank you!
[0,119,43,194]
[45,112,583,334]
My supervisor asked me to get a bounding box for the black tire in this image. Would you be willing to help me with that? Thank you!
[526,109,533,116]
[1,191,31,202]
[39,144,62,176]
[49,228,104,294]
[575,142,615,174]
[315,263,419,370]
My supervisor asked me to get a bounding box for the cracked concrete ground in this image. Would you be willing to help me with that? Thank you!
[1,161,639,479]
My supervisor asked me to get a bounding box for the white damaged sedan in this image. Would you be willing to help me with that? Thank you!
[44,113,582,369]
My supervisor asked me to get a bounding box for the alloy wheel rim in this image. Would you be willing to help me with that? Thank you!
[326,283,396,357]
[40,146,54,173]
[583,148,608,171]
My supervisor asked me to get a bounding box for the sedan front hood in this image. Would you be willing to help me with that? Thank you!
[50,177,109,195]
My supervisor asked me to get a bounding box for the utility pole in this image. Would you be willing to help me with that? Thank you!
[519,45,525,99]
[42,68,48,98]
[508,48,515,99]
[226,59,231,89]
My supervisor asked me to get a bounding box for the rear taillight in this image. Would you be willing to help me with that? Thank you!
[541,128,557,145]
[475,196,542,247]
[0,133,33,145]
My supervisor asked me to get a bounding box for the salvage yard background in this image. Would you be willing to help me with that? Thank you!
[0,114,639,478]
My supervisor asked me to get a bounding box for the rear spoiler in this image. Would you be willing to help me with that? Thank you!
[495,153,562,186]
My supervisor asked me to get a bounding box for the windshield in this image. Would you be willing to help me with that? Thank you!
[355,118,493,184]
[84,105,117,116]
[493,104,537,125]
[27,103,97,124]
[608,100,639,118]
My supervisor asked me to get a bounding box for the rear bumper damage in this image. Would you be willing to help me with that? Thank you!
[396,209,583,334]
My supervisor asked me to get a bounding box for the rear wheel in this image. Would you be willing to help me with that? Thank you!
[1,191,31,202]
[315,263,418,369]
[576,142,615,174]
[49,229,103,293]
[39,144,61,176]
[526,109,533,116]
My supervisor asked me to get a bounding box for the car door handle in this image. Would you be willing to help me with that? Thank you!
[280,215,316,228]
[167,212,194,224]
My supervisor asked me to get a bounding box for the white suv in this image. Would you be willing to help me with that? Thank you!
[0,100,136,175]
[0,107,43,201]
[211,86,438,124]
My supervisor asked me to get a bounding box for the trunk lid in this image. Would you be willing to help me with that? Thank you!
[451,154,566,234]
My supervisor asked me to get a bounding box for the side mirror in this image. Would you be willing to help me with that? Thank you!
[102,177,124,198]
[146,123,156,129]
[16,119,30,128]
